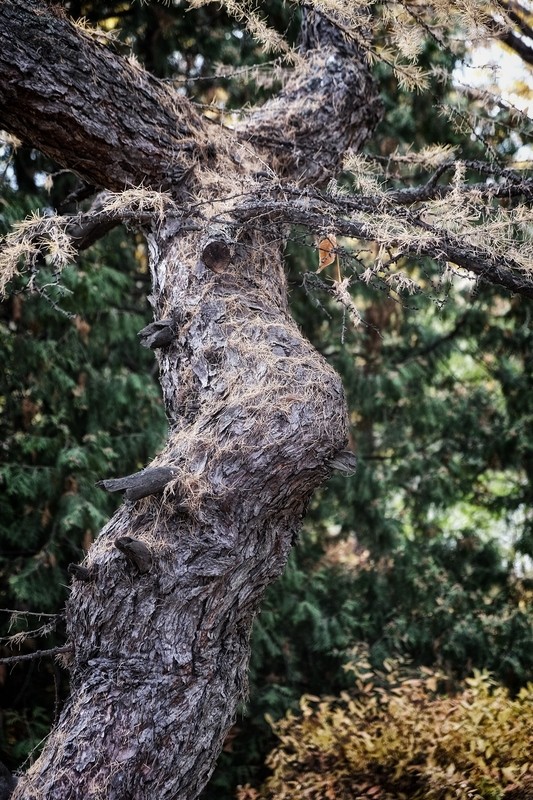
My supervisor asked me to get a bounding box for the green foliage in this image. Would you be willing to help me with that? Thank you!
[346,535,532,688]
[312,287,533,562]
[0,189,167,766]
[243,659,533,800]
[2,705,52,765]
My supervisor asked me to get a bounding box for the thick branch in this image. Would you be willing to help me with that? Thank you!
[499,28,533,65]
[0,0,211,192]
[238,8,382,184]
[498,0,533,40]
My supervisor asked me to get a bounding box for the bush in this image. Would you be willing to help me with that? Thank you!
[241,654,533,800]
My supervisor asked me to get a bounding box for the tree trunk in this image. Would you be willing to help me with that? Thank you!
[0,1,380,796]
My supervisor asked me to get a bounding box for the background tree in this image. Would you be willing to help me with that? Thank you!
[0,1,532,798]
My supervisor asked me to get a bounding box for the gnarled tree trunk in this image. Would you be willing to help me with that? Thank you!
[0,1,380,796]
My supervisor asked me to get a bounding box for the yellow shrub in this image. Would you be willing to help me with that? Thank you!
[238,658,533,800]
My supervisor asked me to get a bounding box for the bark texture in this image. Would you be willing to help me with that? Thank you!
[0,0,212,192]
[240,10,382,184]
[0,1,381,797]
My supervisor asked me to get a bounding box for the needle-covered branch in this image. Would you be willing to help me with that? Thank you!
[388,176,533,204]
[0,190,175,295]
[235,191,533,299]
[493,0,533,64]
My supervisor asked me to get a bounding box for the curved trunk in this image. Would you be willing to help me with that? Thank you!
[13,208,348,799]
[0,1,380,797]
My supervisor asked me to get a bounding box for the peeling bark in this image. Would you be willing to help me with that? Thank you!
[0,1,381,797]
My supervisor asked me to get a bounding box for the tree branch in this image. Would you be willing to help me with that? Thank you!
[236,7,382,184]
[235,193,533,298]
[0,0,211,192]
[0,645,72,666]
[497,0,533,42]
[488,2,533,65]
[388,176,533,204]
[499,28,533,65]
[0,192,176,294]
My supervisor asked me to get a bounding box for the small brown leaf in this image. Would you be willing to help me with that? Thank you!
[21,397,39,429]
[63,476,79,495]
[317,234,337,272]
[40,504,52,528]
[73,315,91,343]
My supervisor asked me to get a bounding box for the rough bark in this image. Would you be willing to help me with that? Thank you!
[0,1,380,798]
[238,10,382,183]
[0,0,213,192]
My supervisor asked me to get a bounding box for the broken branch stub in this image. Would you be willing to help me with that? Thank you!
[328,449,357,475]
[67,564,93,583]
[115,537,153,575]
[138,319,175,349]
[96,466,178,502]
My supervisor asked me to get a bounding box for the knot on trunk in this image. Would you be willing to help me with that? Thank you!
[201,240,231,273]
